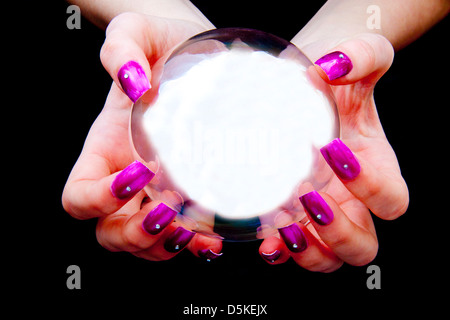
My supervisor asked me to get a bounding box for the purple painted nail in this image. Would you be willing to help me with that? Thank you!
[198,249,223,262]
[111,161,154,200]
[320,138,360,181]
[300,191,334,226]
[315,51,353,80]
[118,61,151,102]
[142,203,178,235]
[278,223,308,253]
[164,227,196,253]
[261,250,281,263]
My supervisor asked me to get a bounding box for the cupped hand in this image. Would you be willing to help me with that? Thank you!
[259,33,409,271]
[62,13,222,261]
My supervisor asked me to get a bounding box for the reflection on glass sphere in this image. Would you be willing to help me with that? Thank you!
[130,28,339,241]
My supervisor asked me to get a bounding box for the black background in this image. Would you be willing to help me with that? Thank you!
[17,0,448,317]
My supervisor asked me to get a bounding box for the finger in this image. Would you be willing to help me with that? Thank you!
[321,138,409,220]
[299,191,379,266]
[96,200,179,253]
[258,236,290,265]
[141,202,224,261]
[133,224,196,261]
[278,223,343,272]
[100,13,153,102]
[63,159,154,220]
[312,33,394,84]
[187,233,224,262]
[62,84,155,219]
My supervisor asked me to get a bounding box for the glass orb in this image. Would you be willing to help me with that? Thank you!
[130,28,339,241]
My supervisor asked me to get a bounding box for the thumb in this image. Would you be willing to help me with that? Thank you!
[100,13,153,103]
[313,33,394,85]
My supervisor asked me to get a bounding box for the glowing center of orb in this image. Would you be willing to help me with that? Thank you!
[142,49,335,219]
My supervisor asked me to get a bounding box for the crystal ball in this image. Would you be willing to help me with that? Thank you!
[130,28,339,241]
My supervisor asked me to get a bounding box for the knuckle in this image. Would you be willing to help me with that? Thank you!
[307,260,342,273]
[356,38,377,72]
[363,179,383,204]
[321,261,345,273]
[372,33,395,66]
[95,222,121,252]
[106,12,142,35]
[327,226,354,250]
[385,186,410,220]
[300,257,327,272]
[325,225,379,267]
[376,181,410,220]
[121,220,149,251]
[61,187,85,220]
[297,254,343,273]
[100,37,120,66]
[349,238,379,267]
[356,34,394,74]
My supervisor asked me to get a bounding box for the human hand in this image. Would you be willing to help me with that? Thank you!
[259,33,409,271]
[62,13,222,261]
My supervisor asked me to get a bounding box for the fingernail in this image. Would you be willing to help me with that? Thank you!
[164,227,196,253]
[320,138,360,181]
[118,61,151,102]
[315,51,353,80]
[261,250,281,263]
[142,203,178,235]
[278,223,308,253]
[111,161,154,200]
[198,249,223,262]
[299,191,334,226]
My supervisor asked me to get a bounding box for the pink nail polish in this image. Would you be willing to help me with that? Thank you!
[315,51,353,80]
[142,203,178,235]
[278,223,308,253]
[299,191,334,226]
[164,227,196,253]
[320,138,360,181]
[261,250,281,263]
[111,161,154,200]
[118,61,151,102]
[198,249,223,262]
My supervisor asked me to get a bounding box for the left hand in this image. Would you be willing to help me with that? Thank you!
[259,33,409,271]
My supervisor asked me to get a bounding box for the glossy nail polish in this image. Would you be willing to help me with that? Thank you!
[118,61,151,102]
[315,51,353,80]
[198,249,223,262]
[300,191,334,226]
[111,161,154,200]
[164,227,196,253]
[261,250,281,263]
[142,203,178,235]
[278,223,308,253]
[320,138,360,181]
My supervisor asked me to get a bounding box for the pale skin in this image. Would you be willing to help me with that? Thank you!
[62,0,449,269]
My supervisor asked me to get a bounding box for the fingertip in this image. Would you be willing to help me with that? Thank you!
[314,51,353,82]
[320,138,361,182]
[117,60,151,103]
[198,249,223,262]
[187,233,223,260]
[110,160,155,200]
[313,34,394,85]
[259,236,290,264]
[299,191,334,226]
[100,14,153,102]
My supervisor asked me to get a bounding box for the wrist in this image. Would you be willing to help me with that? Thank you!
[292,0,449,54]
[290,1,381,57]
[68,0,214,30]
